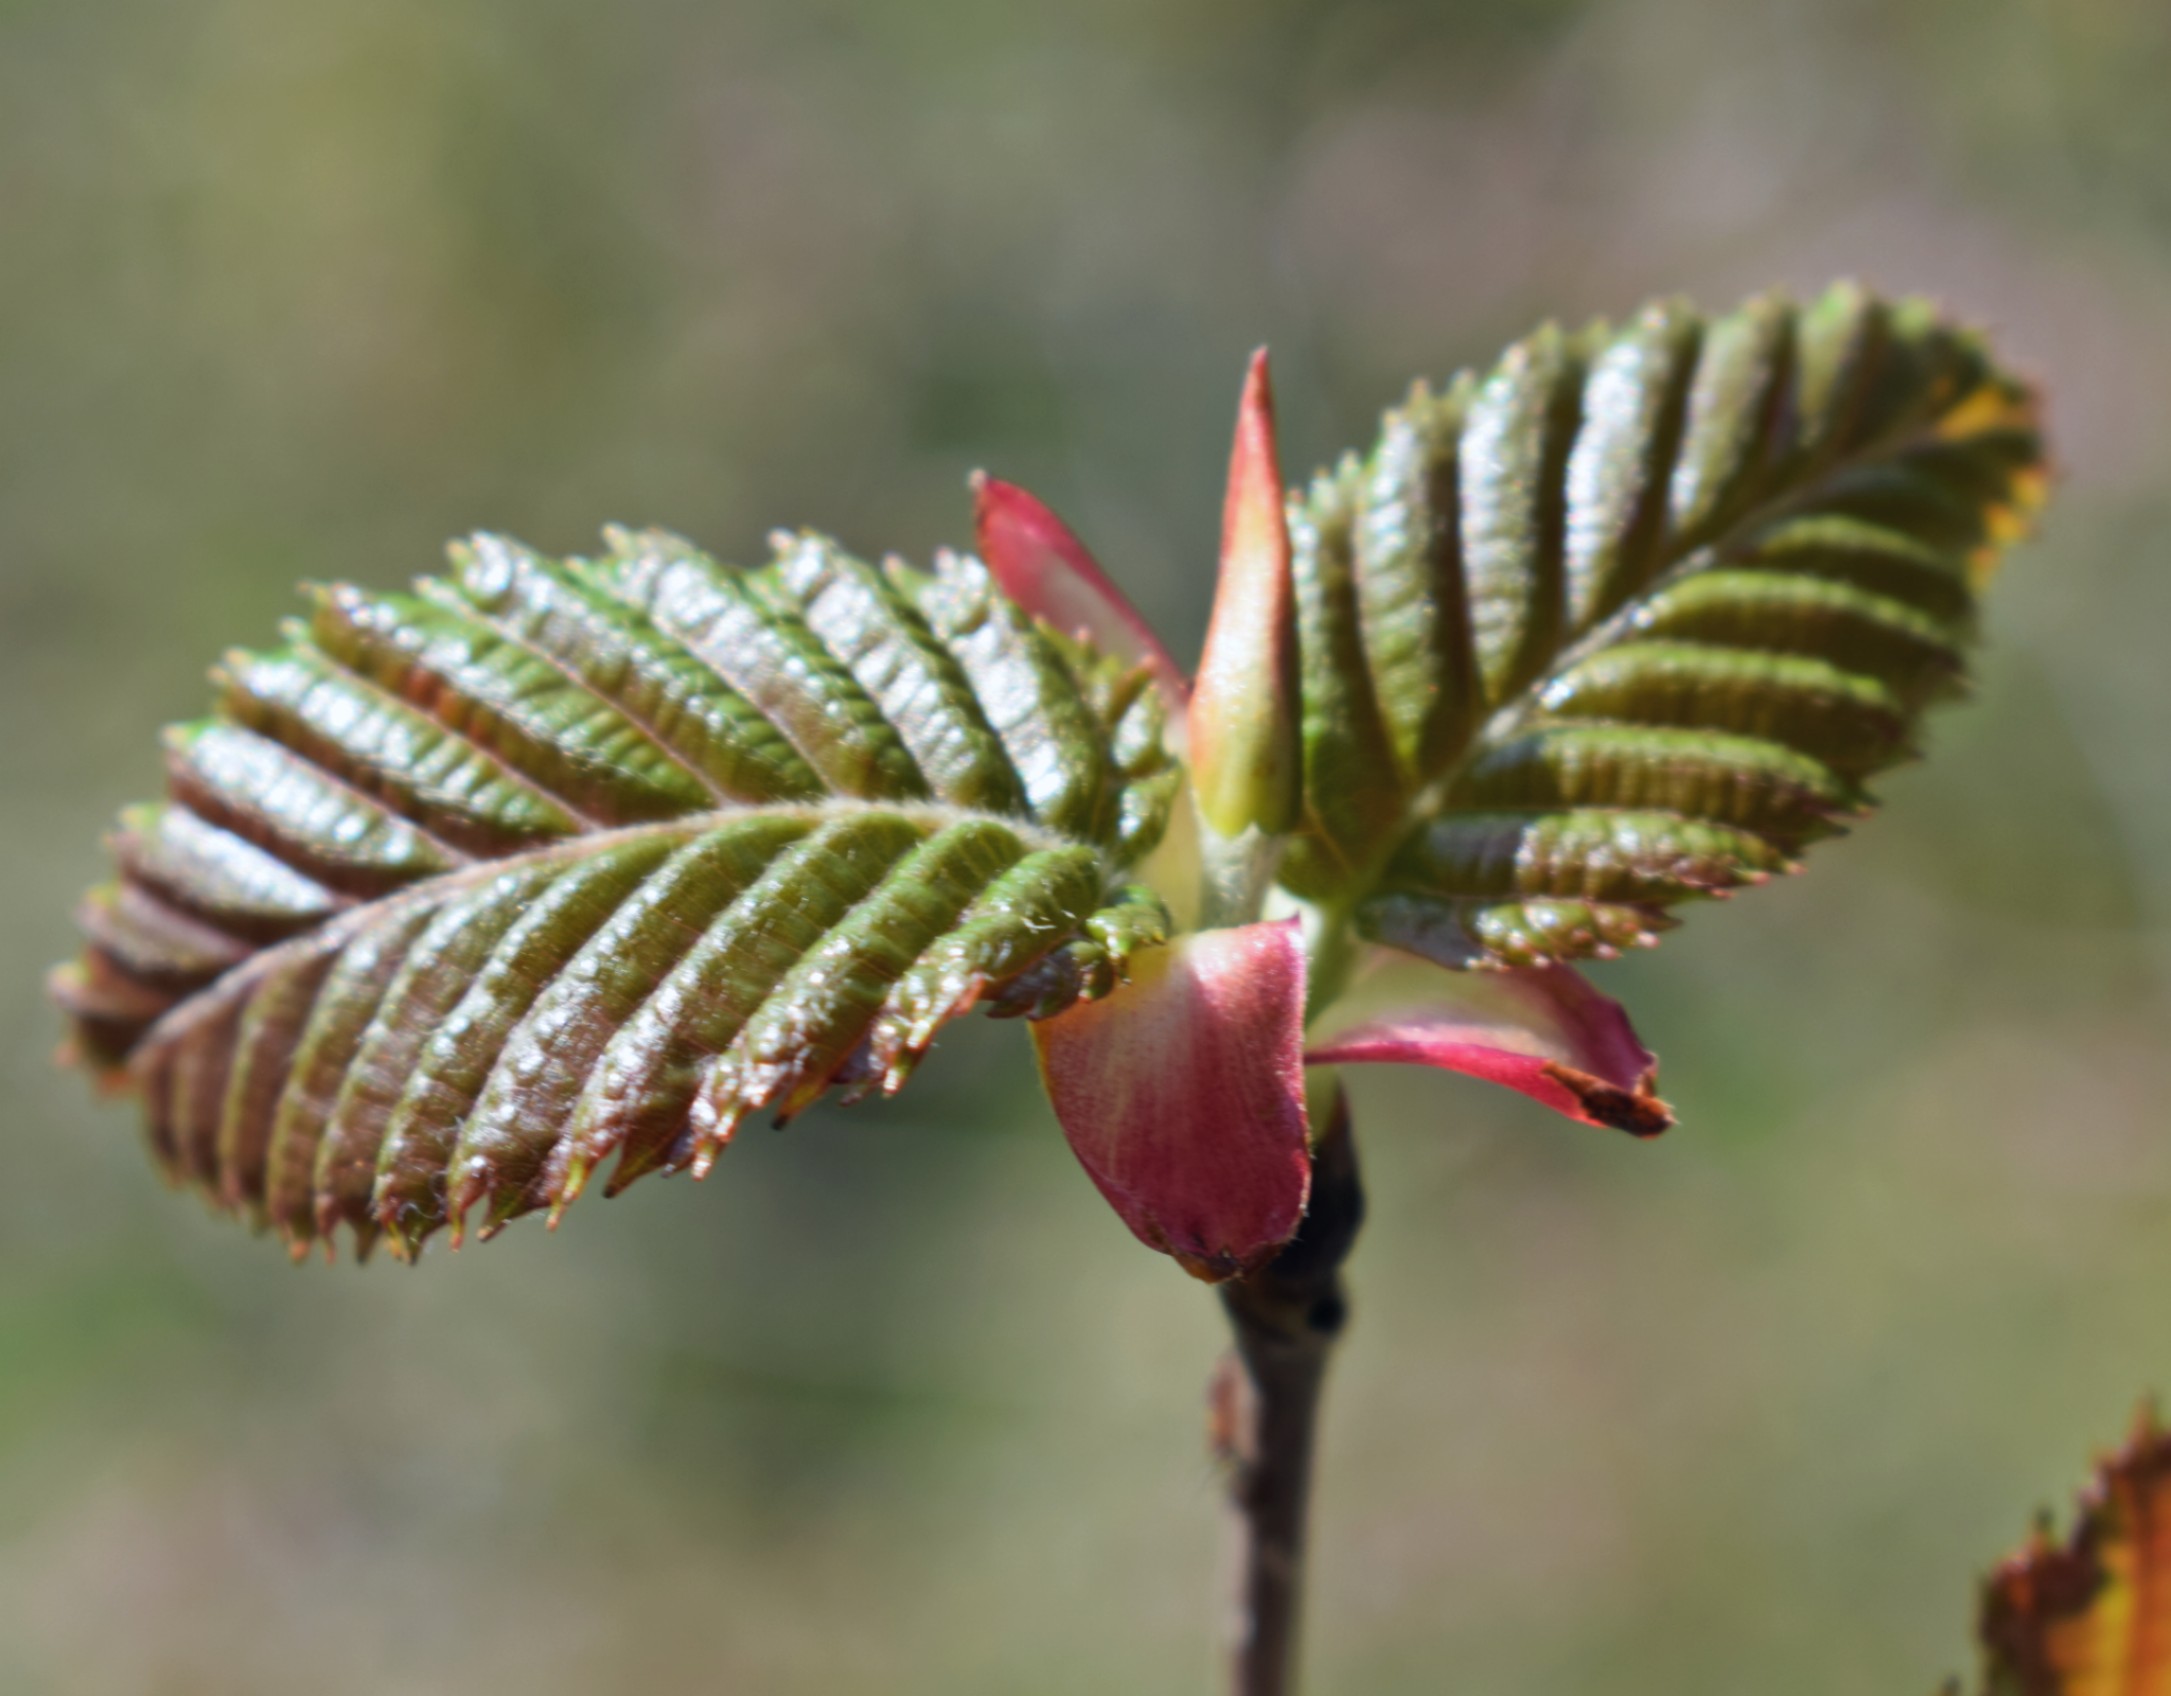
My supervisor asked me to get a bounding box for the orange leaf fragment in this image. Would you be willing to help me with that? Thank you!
[1958,1407,2171,1696]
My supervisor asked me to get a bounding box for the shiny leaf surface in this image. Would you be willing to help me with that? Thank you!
[1279,286,2045,971]
[54,528,1178,1258]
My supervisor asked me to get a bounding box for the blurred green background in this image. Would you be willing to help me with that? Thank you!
[5,1,2170,1691]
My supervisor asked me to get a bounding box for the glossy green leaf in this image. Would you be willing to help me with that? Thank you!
[54,529,1177,1258]
[1279,285,2045,968]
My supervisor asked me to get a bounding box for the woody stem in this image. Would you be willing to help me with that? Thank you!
[1213,1086,1365,1696]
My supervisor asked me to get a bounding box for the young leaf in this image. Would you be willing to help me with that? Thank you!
[1948,1407,2171,1696]
[1191,349,1303,840]
[52,528,1179,1259]
[1279,285,2046,970]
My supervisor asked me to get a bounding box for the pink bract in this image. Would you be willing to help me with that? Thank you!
[1031,918,1312,1281]
[970,472,1189,711]
[1308,953,1671,1136]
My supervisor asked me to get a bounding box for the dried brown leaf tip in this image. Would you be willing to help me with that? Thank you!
[1954,1406,2171,1696]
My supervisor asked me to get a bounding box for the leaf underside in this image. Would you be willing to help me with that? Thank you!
[53,528,1177,1259]
[1282,284,2047,968]
[1950,1409,2171,1696]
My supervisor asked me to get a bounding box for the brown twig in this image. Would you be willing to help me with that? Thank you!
[1213,1087,1365,1696]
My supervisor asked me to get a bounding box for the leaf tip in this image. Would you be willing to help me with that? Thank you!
[1537,1060,1673,1137]
[969,473,1187,709]
[1189,348,1300,840]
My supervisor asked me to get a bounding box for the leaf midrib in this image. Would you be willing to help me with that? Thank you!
[1297,378,1982,1013]
[1417,403,1975,825]
[136,798,1091,1065]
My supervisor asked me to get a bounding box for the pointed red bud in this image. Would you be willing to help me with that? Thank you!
[971,473,1189,711]
[1307,951,1672,1136]
[1188,349,1301,840]
[1031,919,1312,1280]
